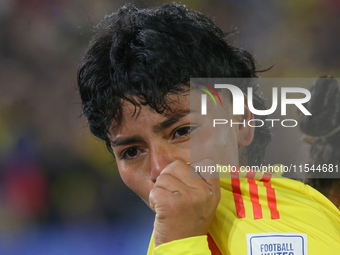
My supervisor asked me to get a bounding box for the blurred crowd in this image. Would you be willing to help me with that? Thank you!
[0,0,340,254]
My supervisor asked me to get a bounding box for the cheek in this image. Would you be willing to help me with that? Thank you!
[117,164,153,205]
[191,124,239,166]
[218,129,239,166]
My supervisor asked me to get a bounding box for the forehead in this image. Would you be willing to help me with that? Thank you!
[109,88,232,137]
[109,92,191,135]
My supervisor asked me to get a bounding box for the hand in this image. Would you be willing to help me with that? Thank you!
[149,159,221,247]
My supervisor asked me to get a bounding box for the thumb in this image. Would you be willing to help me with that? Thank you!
[190,158,220,195]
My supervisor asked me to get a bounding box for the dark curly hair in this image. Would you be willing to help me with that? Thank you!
[77,3,271,166]
[299,76,340,198]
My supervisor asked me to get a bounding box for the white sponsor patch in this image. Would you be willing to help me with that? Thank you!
[246,233,307,255]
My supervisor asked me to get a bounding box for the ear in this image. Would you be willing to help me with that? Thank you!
[233,93,255,147]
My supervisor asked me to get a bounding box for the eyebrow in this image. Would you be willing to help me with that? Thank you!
[111,135,145,147]
[110,109,191,148]
[152,109,191,133]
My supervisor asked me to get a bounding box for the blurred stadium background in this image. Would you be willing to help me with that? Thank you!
[0,0,339,254]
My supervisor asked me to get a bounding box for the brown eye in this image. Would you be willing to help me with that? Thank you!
[120,147,142,160]
[173,126,194,139]
[126,148,138,157]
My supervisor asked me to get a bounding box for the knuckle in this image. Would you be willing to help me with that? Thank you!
[166,160,186,172]
[149,188,156,201]
[149,187,160,201]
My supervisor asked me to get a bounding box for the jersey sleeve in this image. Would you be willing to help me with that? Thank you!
[147,234,211,255]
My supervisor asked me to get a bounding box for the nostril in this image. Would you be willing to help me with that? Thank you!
[149,171,159,184]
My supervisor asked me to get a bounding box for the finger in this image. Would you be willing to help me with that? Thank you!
[149,186,179,213]
[160,160,208,189]
[154,172,188,193]
[190,158,220,195]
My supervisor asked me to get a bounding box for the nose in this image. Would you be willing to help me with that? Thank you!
[149,144,174,183]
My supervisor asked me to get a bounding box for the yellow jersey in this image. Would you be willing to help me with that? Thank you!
[147,170,340,255]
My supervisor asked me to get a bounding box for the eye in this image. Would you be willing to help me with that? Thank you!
[120,147,144,160]
[172,126,195,139]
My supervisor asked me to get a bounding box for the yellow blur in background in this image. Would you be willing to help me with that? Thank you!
[0,0,340,254]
